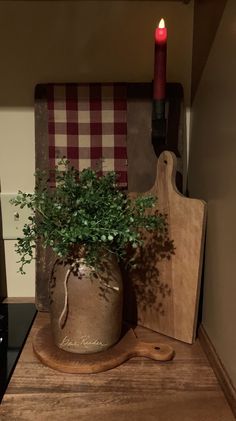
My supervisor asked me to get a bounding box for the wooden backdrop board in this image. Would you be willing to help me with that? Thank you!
[124,151,206,344]
[35,83,185,312]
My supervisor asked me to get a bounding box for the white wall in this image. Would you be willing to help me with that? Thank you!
[188,0,236,387]
[0,0,193,296]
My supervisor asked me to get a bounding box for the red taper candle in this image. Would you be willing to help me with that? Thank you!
[153,18,167,101]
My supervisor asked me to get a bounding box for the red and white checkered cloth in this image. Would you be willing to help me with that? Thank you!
[47,83,127,187]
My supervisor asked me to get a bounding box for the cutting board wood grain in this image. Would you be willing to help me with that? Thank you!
[33,324,174,373]
[124,151,206,344]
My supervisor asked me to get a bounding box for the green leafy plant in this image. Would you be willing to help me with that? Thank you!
[11,160,165,274]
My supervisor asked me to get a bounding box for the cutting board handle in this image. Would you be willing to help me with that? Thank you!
[132,339,175,361]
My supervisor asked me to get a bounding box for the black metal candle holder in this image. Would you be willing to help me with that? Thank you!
[152,83,184,191]
[152,83,183,158]
[152,99,166,150]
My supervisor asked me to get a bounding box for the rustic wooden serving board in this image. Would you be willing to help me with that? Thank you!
[33,324,174,373]
[124,151,206,344]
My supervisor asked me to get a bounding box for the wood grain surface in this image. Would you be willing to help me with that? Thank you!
[0,311,234,421]
[124,151,206,344]
[32,324,174,373]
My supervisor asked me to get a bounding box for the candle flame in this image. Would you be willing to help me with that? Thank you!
[158,18,165,29]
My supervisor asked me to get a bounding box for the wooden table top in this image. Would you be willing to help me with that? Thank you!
[0,303,234,421]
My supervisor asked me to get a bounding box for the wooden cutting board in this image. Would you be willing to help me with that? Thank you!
[124,151,206,344]
[33,324,174,373]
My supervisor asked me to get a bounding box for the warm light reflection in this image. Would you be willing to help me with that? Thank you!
[158,18,165,29]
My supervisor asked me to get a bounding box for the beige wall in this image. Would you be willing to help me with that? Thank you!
[191,0,227,101]
[188,0,236,387]
[0,0,193,297]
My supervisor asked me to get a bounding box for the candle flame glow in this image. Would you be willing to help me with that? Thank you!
[158,18,165,29]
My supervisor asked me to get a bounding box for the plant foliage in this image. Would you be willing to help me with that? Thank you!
[11,160,164,274]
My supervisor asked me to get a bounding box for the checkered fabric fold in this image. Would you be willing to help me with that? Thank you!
[47,83,128,187]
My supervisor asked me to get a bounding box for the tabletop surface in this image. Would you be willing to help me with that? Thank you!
[0,301,234,421]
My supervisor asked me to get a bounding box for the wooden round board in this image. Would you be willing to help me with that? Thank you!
[33,324,174,373]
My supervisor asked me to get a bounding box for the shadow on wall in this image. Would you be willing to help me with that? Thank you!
[123,212,175,325]
[191,0,227,102]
